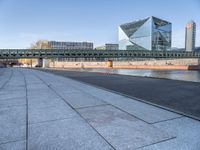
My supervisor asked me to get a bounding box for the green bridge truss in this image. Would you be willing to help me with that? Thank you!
[0,49,200,59]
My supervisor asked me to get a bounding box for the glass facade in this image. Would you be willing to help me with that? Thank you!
[48,41,93,50]
[119,16,172,50]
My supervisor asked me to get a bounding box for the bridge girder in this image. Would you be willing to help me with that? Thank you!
[0,49,200,59]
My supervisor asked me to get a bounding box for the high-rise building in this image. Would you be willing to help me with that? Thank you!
[119,16,172,51]
[185,21,196,51]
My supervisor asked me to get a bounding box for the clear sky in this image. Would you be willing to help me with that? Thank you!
[0,0,199,48]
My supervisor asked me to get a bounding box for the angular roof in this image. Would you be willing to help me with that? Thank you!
[120,17,150,37]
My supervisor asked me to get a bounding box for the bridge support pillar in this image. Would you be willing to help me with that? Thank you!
[42,58,49,68]
[38,58,43,67]
[37,58,50,68]
[198,58,200,65]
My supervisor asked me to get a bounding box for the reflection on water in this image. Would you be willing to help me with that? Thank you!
[76,68,200,82]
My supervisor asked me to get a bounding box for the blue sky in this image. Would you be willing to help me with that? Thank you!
[0,0,199,48]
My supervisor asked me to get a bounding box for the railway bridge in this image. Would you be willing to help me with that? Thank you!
[0,49,200,59]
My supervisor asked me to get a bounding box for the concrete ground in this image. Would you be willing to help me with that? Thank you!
[39,69,200,120]
[0,68,200,150]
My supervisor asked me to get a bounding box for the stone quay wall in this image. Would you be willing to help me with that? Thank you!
[48,59,200,70]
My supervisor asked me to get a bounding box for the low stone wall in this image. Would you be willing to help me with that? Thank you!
[48,59,200,70]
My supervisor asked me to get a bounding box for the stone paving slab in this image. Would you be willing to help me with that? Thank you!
[28,117,113,150]
[77,105,173,150]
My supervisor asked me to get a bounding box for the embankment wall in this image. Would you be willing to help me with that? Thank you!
[48,59,200,70]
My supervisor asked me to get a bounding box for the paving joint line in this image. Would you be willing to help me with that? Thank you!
[29,104,62,110]
[18,70,29,150]
[75,103,110,110]
[150,116,185,124]
[29,116,77,125]
[0,96,26,101]
[135,136,176,150]
[0,104,26,109]
[0,139,25,146]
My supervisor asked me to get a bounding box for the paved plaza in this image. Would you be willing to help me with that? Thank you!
[0,68,200,150]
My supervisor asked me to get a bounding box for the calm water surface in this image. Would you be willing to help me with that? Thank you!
[72,68,200,83]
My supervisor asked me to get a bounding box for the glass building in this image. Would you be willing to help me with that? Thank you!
[119,16,172,50]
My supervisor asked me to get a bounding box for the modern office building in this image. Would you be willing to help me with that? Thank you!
[48,41,93,50]
[185,21,196,51]
[119,16,172,51]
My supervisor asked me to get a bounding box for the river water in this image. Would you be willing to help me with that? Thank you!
[72,68,200,83]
